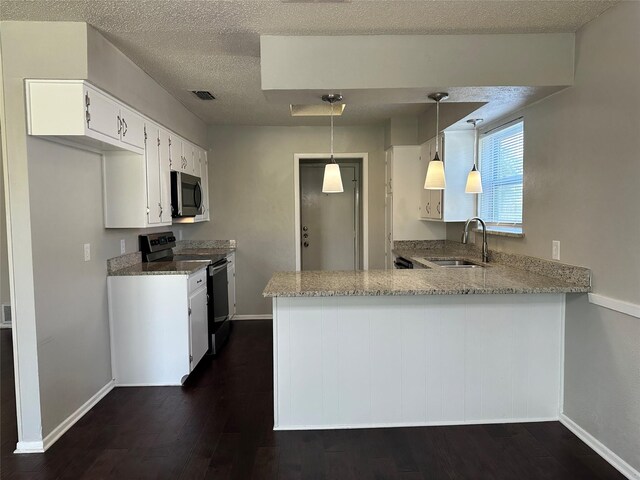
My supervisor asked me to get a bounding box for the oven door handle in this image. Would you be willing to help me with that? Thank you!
[209,262,228,276]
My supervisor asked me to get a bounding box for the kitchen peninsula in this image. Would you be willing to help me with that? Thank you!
[264,241,590,431]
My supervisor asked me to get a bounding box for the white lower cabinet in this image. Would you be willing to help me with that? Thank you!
[227,253,236,318]
[108,269,209,386]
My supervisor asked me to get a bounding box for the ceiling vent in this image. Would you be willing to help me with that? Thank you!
[191,91,216,100]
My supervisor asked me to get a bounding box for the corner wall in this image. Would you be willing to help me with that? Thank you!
[448,2,640,473]
[186,125,386,316]
[0,21,207,448]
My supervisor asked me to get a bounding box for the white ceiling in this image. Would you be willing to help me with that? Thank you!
[0,0,617,126]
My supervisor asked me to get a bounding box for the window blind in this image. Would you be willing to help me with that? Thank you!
[479,121,524,225]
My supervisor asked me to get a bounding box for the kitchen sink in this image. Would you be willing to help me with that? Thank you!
[429,259,485,268]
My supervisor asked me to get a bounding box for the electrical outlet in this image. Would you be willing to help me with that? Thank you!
[120,239,126,255]
[552,240,560,260]
[83,243,91,262]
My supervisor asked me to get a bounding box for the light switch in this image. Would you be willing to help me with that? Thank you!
[84,243,91,261]
[552,240,560,260]
[120,239,126,254]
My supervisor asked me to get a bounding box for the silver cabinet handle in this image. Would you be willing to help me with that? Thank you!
[117,115,122,134]
[426,202,431,214]
[122,118,128,136]
[159,202,163,218]
[436,202,441,215]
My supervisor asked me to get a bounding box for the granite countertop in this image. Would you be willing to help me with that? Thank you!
[109,260,210,276]
[263,244,591,297]
[107,243,236,277]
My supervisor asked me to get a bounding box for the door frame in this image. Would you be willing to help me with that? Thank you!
[294,153,369,272]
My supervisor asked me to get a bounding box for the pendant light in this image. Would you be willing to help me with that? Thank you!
[321,94,344,193]
[465,118,484,194]
[424,92,449,190]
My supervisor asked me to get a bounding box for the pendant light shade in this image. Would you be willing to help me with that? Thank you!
[424,92,448,190]
[321,94,344,194]
[424,152,446,189]
[465,118,484,194]
[465,165,483,193]
[322,163,343,193]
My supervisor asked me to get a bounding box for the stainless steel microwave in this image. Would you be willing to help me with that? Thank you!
[171,172,203,218]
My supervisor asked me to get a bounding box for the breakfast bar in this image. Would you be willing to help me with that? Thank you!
[263,246,591,431]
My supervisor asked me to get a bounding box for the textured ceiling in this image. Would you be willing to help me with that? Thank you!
[0,0,617,125]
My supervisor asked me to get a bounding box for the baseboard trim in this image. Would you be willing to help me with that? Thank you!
[14,441,45,454]
[40,380,115,452]
[232,314,272,321]
[560,414,639,480]
[588,293,640,319]
[275,416,559,431]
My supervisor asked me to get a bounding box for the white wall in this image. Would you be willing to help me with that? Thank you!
[86,26,207,148]
[448,2,640,472]
[186,125,385,315]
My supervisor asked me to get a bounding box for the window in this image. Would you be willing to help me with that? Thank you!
[479,120,524,228]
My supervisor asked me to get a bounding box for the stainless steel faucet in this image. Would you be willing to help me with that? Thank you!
[462,217,489,263]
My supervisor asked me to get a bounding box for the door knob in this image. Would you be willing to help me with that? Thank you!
[303,242,309,248]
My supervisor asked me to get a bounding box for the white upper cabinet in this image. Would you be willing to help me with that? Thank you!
[144,123,163,225]
[386,145,446,244]
[26,79,210,228]
[85,86,121,142]
[26,80,145,154]
[419,131,476,223]
[118,104,145,150]
[195,152,210,222]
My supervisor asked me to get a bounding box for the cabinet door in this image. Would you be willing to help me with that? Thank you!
[144,123,162,225]
[158,128,172,224]
[227,256,236,318]
[195,152,209,222]
[189,287,208,371]
[419,140,432,219]
[119,105,145,149]
[192,147,202,178]
[385,192,393,269]
[182,142,193,174]
[431,190,443,220]
[385,149,393,195]
[169,135,182,172]
[84,86,120,141]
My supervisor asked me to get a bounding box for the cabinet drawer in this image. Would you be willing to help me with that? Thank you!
[189,269,207,292]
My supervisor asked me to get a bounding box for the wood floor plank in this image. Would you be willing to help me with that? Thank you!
[0,324,629,480]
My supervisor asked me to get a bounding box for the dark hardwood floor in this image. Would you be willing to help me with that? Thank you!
[0,321,626,480]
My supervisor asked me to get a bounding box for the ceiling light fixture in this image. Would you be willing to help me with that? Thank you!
[424,92,449,190]
[465,118,484,194]
[321,94,344,194]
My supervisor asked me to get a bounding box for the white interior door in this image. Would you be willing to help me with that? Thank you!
[300,163,358,271]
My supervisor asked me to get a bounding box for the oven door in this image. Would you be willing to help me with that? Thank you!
[208,261,229,325]
[171,171,203,217]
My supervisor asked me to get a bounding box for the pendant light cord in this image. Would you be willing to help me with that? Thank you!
[330,102,334,161]
[435,99,440,154]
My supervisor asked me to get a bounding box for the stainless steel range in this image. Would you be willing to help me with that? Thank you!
[139,232,231,354]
